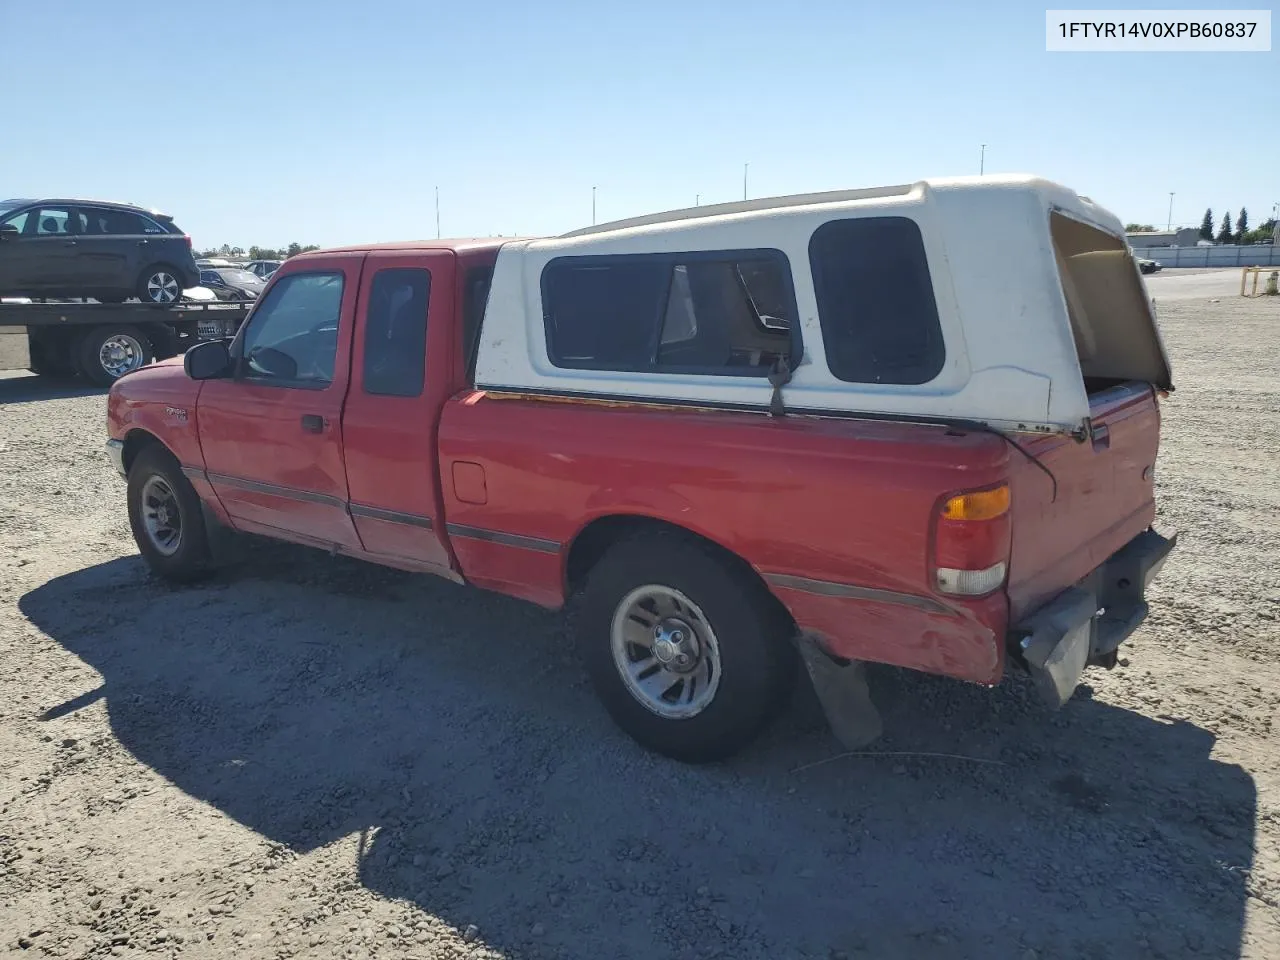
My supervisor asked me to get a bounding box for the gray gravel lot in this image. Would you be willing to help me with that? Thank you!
[1145,268,1275,302]
[1,297,1278,959]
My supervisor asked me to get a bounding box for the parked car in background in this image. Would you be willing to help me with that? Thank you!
[196,257,235,269]
[0,198,199,303]
[198,267,264,301]
[244,259,282,280]
[180,285,218,302]
[1137,256,1162,274]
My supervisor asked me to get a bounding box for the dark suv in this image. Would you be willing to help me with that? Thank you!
[0,198,200,304]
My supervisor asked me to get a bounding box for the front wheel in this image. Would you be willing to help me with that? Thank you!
[126,445,211,582]
[577,532,796,762]
[137,265,183,304]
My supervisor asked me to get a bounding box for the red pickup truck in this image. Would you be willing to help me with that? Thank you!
[106,177,1176,761]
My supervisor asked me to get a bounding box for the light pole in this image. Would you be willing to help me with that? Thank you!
[743,163,749,201]
[695,194,700,207]
[435,186,441,239]
[592,186,597,225]
[1167,192,1175,232]
[980,144,986,175]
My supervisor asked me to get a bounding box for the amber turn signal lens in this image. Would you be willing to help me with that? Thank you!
[941,485,1010,521]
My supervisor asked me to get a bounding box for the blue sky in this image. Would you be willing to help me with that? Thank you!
[2,1,1275,247]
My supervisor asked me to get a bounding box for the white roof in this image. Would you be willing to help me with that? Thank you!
[559,175,1124,243]
[474,174,1164,435]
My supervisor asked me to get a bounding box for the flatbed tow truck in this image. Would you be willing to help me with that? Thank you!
[0,300,250,385]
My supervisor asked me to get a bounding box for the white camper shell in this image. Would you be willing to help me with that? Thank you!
[474,175,1174,436]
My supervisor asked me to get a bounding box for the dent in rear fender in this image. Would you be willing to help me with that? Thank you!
[771,581,1008,684]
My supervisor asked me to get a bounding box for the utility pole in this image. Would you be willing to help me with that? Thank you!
[1167,192,1175,232]
[435,186,441,239]
[695,194,700,207]
[743,163,749,201]
[980,144,986,175]
[592,186,597,225]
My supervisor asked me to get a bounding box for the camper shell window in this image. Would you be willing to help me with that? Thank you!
[541,250,800,376]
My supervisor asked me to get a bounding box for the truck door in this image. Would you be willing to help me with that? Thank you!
[195,255,364,550]
[340,250,457,572]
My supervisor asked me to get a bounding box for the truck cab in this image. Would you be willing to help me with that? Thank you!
[106,176,1176,762]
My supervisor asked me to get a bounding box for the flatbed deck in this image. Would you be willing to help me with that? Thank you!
[0,300,251,384]
[0,300,250,331]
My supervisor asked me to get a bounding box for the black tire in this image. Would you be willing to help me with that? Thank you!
[577,531,796,763]
[136,264,184,304]
[126,445,211,583]
[26,330,78,379]
[76,325,155,386]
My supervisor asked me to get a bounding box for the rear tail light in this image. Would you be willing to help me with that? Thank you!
[934,483,1011,596]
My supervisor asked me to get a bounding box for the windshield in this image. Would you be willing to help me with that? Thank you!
[0,199,29,217]
[220,269,262,284]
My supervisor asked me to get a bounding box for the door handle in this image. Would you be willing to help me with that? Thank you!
[63,240,77,247]
[137,239,150,245]
[301,414,325,433]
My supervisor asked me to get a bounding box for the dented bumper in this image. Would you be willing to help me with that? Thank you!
[1012,527,1177,708]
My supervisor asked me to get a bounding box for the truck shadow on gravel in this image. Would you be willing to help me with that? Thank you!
[0,373,106,405]
[22,543,1258,960]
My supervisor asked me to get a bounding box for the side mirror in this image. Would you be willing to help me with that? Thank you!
[184,339,233,380]
[0,224,18,240]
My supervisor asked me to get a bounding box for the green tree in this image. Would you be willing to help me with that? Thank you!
[1125,223,1156,232]
[1216,212,1233,243]
[1199,208,1214,241]
[1235,208,1249,243]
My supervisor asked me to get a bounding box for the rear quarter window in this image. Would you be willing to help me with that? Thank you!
[808,216,945,385]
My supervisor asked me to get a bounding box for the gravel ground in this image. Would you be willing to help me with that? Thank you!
[1,297,1278,960]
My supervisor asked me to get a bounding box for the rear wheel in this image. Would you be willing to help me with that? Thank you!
[26,329,78,379]
[76,325,154,385]
[126,445,210,582]
[577,532,796,762]
[137,265,183,304]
